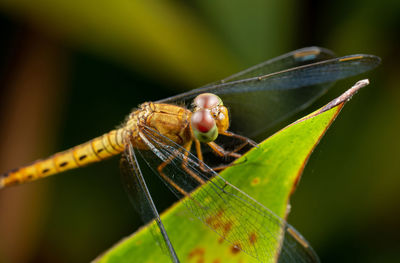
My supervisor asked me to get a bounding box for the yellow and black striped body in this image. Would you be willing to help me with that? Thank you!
[0,129,126,188]
[0,102,193,188]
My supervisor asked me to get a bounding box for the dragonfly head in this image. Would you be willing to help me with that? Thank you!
[191,93,229,143]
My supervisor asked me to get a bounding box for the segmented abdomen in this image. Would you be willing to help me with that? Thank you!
[0,128,125,188]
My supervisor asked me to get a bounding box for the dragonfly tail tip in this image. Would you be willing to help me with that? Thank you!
[0,174,7,189]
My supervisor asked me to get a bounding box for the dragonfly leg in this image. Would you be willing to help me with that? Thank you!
[212,164,235,172]
[194,139,205,171]
[205,130,257,165]
[181,141,207,184]
[220,131,258,149]
[207,141,242,159]
[206,134,253,172]
[157,140,205,193]
[205,141,244,173]
[157,153,190,197]
[211,157,248,172]
[226,140,249,154]
[194,138,225,176]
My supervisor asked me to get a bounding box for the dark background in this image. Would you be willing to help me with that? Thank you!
[0,0,398,262]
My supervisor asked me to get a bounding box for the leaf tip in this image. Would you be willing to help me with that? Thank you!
[321,79,370,112]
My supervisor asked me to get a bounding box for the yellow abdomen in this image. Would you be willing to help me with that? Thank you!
[0,128,125,188]
[0,102,193,189]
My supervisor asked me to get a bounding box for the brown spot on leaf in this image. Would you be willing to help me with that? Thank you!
[231,243,241,255]
[205,210,225,229]
[188,248,205,263]
[249,232,257,244]
[218,221,233,244]
[223,222,232,234]
[251,177,260,186]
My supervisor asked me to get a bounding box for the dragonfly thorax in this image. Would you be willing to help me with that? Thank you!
[125,102,192,149]
[123,94,230,150]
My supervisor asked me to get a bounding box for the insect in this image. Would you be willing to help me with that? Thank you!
[0,47,380,262]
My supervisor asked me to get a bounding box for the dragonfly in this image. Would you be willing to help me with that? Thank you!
[0,47,380,262]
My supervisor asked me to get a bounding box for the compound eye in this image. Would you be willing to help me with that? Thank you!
[191,109,215,133]
[194,93,222,109]
[191,109,218,143]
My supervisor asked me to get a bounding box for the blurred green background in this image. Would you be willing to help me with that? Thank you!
[0,0,398,262]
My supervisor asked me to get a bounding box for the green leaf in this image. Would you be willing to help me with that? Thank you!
[94,80,369,263]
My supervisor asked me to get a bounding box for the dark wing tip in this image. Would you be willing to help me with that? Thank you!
[338,54,381,66]
[293,46,336,58]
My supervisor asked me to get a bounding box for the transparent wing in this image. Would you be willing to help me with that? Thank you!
[120,145,180,263]
[136,125,320,263]
[158,48,380,137]
[220,46,335,82]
